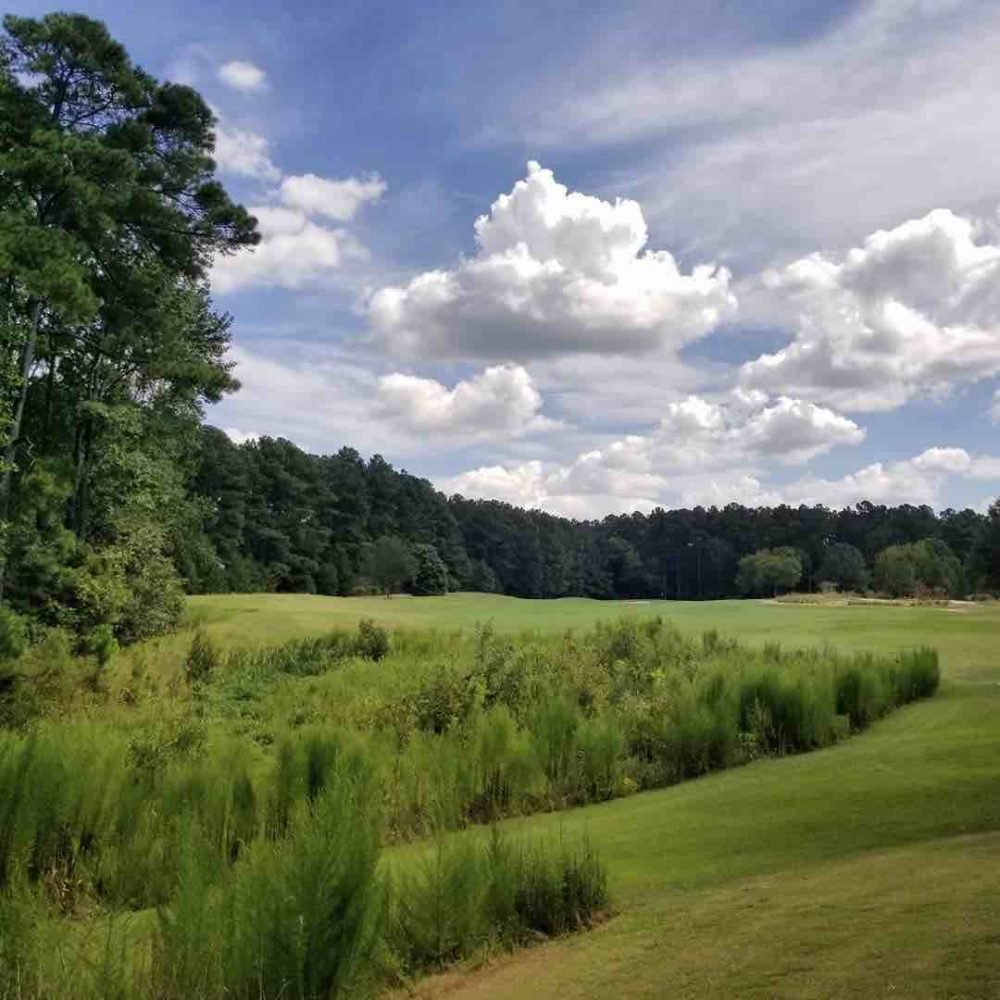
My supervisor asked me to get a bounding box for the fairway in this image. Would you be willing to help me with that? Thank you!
[185,594,1000,998]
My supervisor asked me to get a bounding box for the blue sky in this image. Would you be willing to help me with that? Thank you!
[12,0,1000,514]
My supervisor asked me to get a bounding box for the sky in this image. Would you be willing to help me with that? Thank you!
[11,0,1000,516]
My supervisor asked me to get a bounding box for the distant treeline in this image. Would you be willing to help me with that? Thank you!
[184,427,1000,602]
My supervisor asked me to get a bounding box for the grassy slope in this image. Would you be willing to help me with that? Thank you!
[184,594,1000,998]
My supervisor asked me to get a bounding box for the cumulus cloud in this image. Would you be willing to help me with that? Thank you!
[368,162,734,360]
[279,173,386,221]
[655,391,864,466]
[441,390,865,516]
[741,208,1000,411]
[214,346,381,454]
[212,206,367,292]
[214,123,281,181]
[375,364,545,437]
[218,59,267,92]
[443,444,1000,517]
[441,460,658,518]
[211,168,385,293]
[771,448,1000,509]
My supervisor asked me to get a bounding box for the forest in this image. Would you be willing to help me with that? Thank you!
[1,12,999,656]
[184,428,1000,604]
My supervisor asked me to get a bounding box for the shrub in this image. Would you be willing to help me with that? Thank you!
[0,606,28,663]
[388,828,608,975]
[155,759,384,999]
[84,623,118,668]
[355,618,390,661]
[185,628,219,686]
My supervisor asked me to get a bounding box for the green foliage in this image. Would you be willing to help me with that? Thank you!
[388,827,608,975]
[355,618,390,661]
[411,542,449,595]
[874,544,918,597]
[736,547,803,596]
[83,623,118,667]
[818,542,868,592]
[0,604,27,662]
[186,427,995,606]
[0,11,255,643]
[156,759,384,999]
[369,534,417,596]
[968,498,1000,592]
[184,628,219,686]
[874,538,963,597]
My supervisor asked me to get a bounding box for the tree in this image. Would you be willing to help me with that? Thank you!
[873,545,918,598]
[0,13,257,638]
[817,542,868,592]
[969,499,1000,593]
[912,538,963,596]
[874,538,963,598]
[410,543,448,595]
[736,547,802,596]
[368,535,415,597]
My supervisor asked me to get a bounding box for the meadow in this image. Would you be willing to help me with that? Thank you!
[1,593,997,997]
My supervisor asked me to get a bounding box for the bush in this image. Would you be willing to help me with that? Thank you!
[185,628,219,686]
[84,623,118,667]
[155,757,384,999]
[0,606,28,663]
[388,828,608,975]
[355,618,390,661]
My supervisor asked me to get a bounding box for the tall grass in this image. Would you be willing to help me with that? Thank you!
[0,616,937,995]
[387,826,608,979]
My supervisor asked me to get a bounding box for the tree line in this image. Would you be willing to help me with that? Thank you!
[184,427,1000,604]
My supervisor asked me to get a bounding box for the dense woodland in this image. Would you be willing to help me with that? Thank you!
[1,14,999,654]
[184,427,1000,605]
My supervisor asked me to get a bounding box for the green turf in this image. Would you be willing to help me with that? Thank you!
[155,594,1000,996]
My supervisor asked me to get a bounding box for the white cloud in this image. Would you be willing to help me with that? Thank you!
[992,388,1000,423]
[279,173,386,222]
[442,444,1000,516]
[212,206,367,293]
[440,390,864,516]
[218,60,267,93]
[503,0,1000,262]
[773,448,1000,509]
[214,123,281,181]
[223,427,259,445]
[741,208,1000,410]
[214,346,381,454]
[369,161,734,360]
[375,364,545,437]
[211,170,385,293]
[441,460,657,518]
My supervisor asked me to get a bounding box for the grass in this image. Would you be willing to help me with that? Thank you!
[178,591,994,677]
[6,593,1000,997]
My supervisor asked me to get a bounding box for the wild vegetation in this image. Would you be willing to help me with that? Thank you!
[0,602,942,996]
